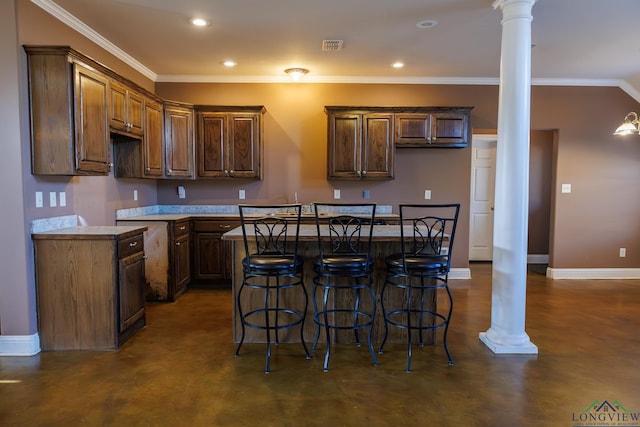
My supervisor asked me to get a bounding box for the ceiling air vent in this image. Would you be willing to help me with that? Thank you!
[322,40,344,51]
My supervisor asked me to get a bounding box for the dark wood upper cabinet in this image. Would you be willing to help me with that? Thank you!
[326,108,394,180]
[109,80,144,138]
[25,46,111,175]
[395,108,472,148]
[196,106,265,179]
[164,102,195,179]
[143,98,164,178]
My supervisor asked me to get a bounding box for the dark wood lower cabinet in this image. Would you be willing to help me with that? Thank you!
[32,227,147,350]
[191,218,240,286]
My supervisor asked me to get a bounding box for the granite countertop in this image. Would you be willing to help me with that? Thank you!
[32,225,148,240]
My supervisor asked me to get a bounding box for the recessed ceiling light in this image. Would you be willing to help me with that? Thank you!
[416,19,438,29]
[223,60,237,67]
[190,17,210,27]
[392,62,404,69]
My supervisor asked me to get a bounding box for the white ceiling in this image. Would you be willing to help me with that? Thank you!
[37,0,640,99]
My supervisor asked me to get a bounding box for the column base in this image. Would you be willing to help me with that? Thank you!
[479,332,538,354]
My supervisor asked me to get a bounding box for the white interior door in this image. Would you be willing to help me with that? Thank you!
[469,134,497,261]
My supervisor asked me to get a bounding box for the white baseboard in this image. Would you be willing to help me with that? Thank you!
[0,333,41,356]
[450,268,471,280]
[547,268,640,279]
[527,254,549,264]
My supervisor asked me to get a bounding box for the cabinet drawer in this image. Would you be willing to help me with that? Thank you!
[174,221,191,237]
[118,234,144,259]
[192,219,240,233]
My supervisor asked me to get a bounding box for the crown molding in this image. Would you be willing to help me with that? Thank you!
[31,0,157,81]
[33,0,640,102]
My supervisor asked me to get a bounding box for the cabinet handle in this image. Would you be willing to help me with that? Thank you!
[179,226,186,230]
[176,242,181,246]
[129,241,138,247]
[362,170,367,176]
[143,255,148,260]
[220,225,231,229]
[230,169,234,174]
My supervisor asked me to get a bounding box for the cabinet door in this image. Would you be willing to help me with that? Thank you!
[143,99,164,177]
[197,113,227,178]
[362,113,394,179]
[228,113,261,179]
[73,63,110,174]
[395,113,431,146]
[328,113,361,179]
[192,232,225,280]
[174,233,191,296]
[431,113,469,147]
[165,105,194,178]
[118,251,145,333]
[109,82,144,137]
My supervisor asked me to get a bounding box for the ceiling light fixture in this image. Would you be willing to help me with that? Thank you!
[416,19,438,29]
[223,60,237,67]
[613,112,640,136]
[392,62,404,69]
[190,17,210,27]
[285,68,309,81]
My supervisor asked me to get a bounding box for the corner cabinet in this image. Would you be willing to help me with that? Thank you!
[164,102,195,179]
[25,46,111,175]
[32,226,147,350]
[196,106,265,179]
[326,108,395,180]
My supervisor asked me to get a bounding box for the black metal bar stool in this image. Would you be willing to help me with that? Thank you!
[379,203,460,372]
[311,203,378,372]
[234,204,311,373]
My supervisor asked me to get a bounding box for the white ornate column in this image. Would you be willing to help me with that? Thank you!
[479,0,538,354]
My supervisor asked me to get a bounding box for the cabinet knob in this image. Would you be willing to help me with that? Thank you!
[180,226,186,230]
[129,241,138,247]
[220,224,231,229]
[230,170,234,174]
[176,242,181,246]
[362,171,367,176]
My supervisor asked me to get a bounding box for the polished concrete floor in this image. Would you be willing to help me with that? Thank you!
[1,262,639,426]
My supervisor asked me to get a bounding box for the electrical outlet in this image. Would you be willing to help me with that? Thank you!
[363,189,370,199]
[239,189,246,200]
[424,190,432,200]
[49,191,57,207]
[620,248,626,257]
[334,189,341,200]
[561,183,571,193]
[59,192,66,207]
[35,192,43,208]
[133,189,138,201]
[177,185,186,199]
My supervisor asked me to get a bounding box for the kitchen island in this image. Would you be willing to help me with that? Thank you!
[222,224,438,345]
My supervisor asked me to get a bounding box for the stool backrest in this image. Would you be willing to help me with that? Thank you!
[238,204,302,260]
[398,203,461,271]
[313,202,377,262]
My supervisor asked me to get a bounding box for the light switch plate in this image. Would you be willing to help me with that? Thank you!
[424,190,432,200]
[49,191,57,207]
[561,183,571,193]
[334,189,341,200]
[239,189,246,200]
[177,185,186,199]
[363,189,370,199]
[133,189,138,201]
[35,191,43,208]
[59,191,66,207]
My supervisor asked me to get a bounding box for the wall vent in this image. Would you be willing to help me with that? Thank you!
[322,40,344,51]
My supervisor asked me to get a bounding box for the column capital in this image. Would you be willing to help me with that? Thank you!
[492,0,536,12]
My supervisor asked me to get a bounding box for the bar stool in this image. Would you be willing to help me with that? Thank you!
[234,204,311,373]
[311,203,378,372]
[379,203,460,372]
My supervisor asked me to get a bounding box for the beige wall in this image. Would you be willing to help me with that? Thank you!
[1,0,638,338]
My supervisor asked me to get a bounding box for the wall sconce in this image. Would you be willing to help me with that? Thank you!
[284,68,309,81]
[613,112,640,136]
